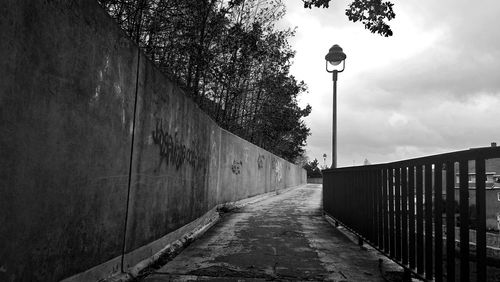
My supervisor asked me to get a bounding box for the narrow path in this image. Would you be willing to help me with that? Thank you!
[143,184,403,281]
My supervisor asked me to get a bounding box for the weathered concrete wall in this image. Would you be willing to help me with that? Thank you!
[0,1,137,281]
[0,1,306,281]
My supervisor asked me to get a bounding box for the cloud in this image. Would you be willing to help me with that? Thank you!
[284,0,500,166]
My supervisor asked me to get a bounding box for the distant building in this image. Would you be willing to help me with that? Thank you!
[449,146,500,230]
[455,172,500,189]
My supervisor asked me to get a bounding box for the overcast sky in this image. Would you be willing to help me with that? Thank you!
[282,0,500,167]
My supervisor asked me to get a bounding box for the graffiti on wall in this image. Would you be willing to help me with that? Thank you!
[257,155,266,169]
[151,119,207,170]
[210,130,218,169]
[243,147,250,163]
[257,155,265,169]
[232,160,243,175]
[272,158,283,182]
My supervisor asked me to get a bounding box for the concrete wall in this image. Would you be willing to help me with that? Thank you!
[0,1,306,281]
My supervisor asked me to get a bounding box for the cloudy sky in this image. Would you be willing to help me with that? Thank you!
[282,0,500,167]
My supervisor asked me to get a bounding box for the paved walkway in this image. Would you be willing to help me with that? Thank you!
[143,184,404,281]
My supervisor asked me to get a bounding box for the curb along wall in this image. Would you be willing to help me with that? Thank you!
[0,1,306,281]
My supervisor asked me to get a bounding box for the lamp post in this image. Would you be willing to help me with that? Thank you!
[325,44,346,169]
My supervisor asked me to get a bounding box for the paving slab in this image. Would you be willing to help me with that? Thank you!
[142,184,405,281]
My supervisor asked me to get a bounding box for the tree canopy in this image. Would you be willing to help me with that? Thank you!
[302,0,396,37]
[303,158,322,178]
[99,0,311,163]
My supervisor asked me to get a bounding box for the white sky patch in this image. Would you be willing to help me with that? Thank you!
[388,112,409,128]
[283,1,500,166]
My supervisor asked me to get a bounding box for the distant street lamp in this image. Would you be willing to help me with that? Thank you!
[325,44,346,169]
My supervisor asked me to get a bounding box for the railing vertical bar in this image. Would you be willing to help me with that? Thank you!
[369,170,374,242]
[416,165,424,274]
[356,171,364,234]
[328,171,332,215]
[378,168,384,249]
[372,169,378,245]
[459,160,469,282]
[425,163,433,279]
[364,170,370,240]
[341,171,346,225]
[345,171,350,227]
[475,158,486,282]
[360,170,365,237]
[334,171,339,220]
[352,170,355,228]
[352,170,357,230]
[350,171,355,231]
[408,166,416,269]
[326,171,330,215]
[375,170,378,244]
[334,171,338,219]
[353,170,356,228]
[383,168,389,254]
[434,162,443,282]
[395,167,402,261]
[389,167,395,258]
[327,171,332,214]
[323,171,327,214]
[446,161,455,282]
[370,170,374,239]
[345,171,349,225]
[344,171,348,223]
[401,166,409,265]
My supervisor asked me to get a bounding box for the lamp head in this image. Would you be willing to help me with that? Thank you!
[325,44,346,66]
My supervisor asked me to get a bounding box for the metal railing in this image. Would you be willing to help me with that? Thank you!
[322,146,500,282]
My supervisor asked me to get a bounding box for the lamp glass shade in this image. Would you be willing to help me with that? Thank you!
[328,60,342,66]
[325,44,346,65]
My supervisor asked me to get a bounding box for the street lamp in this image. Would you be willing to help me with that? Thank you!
[325,44,346,169]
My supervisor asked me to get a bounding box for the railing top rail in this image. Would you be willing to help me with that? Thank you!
[323,146,500,172]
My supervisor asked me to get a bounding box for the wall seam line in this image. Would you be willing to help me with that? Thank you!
[121,3,144,272]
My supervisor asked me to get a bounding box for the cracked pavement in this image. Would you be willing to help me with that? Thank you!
[142,184,404,281]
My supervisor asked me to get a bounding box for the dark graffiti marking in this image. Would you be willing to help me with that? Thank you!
[151,119,207,170]
[257,155,265,169]
[232,160,242,175]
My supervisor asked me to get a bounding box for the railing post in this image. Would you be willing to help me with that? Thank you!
[416,165,424,275]
[445,161,455,282]
[459,160,469,282]
[425,163,433,279]
[475,158,486,282]
[389,167,395,258]
[378,168,384,249]
[401,166,409,266]
[408,166,416,269]
[383,168,389,254]
[395,167,402,261]
[434,162,443,282]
